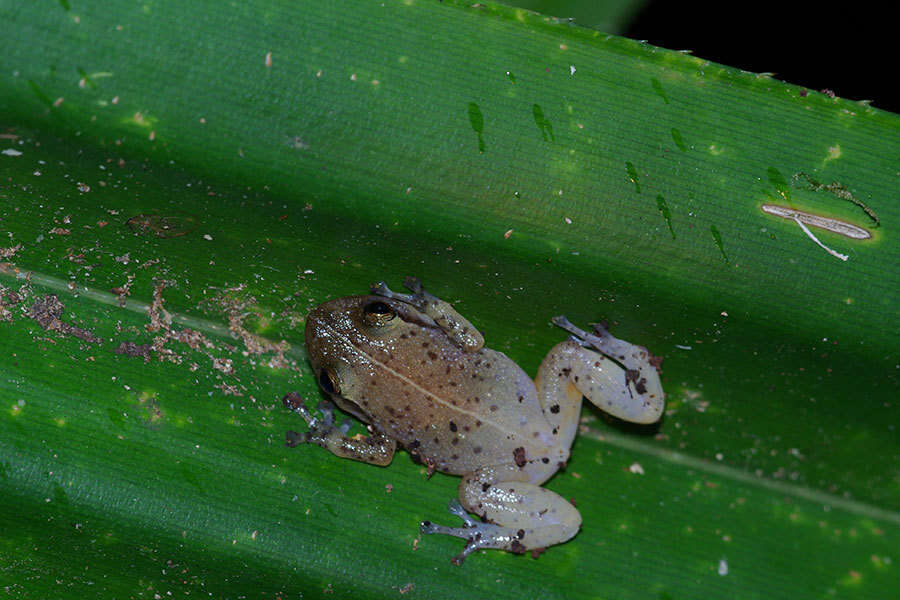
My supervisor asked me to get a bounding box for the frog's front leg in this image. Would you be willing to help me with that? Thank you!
[371,277,483,352]
[283,393,396,466]
[420,464,581,564]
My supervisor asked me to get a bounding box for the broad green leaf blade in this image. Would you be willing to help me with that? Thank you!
[1,1,898,599]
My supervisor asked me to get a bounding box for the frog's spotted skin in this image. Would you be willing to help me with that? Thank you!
[288,277,664,563]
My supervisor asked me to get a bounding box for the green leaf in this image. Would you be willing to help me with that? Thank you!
[495,0,649,33]
[1,1,897,598]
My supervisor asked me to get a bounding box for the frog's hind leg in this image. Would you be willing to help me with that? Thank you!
[420,467,581,564]
[533,341,592,452]
[547,316,664,425]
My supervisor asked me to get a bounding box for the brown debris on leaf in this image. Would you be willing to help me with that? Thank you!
[1,283,27,321]
[110,274,135,308]
[113,341,153,362]
[1,244,23,259]
[204,284,296,371]
[126,212,199,238]
[28,295,101,343]
[142,280,215,364]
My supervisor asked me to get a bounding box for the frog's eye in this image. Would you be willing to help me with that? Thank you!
[363,300,396,326]
[318,367,341,396]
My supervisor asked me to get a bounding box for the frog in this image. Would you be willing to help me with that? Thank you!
[285,277,664,564]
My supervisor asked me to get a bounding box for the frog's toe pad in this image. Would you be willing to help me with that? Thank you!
[282,392,306,413]
[402,276,424,295]
[285,429,309,447]
[370,280,392,296]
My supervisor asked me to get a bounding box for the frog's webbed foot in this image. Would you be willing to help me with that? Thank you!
[421,500,526,565]
[283,394,351,447]
[370,278,426,310]
[422,474,583,564]
[371,277,484,352]
[550,316,664,424]
[283,392,396,465]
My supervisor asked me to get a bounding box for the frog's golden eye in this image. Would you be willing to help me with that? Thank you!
[318,367,340,396]
[363,300,396,326]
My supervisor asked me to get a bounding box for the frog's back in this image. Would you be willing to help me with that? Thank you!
[371,340,554,474]
[304,294,555,475]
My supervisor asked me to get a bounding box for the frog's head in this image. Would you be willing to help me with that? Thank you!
[304,295,439,410]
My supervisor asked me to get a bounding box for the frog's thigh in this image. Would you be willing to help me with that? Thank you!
[459,471,581,550]
[534,343,587,449]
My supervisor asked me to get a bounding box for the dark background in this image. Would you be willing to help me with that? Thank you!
[626,1,897,114]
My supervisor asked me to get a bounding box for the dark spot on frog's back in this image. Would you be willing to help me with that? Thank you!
[427,351,438,361]
[513,447,526,468]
